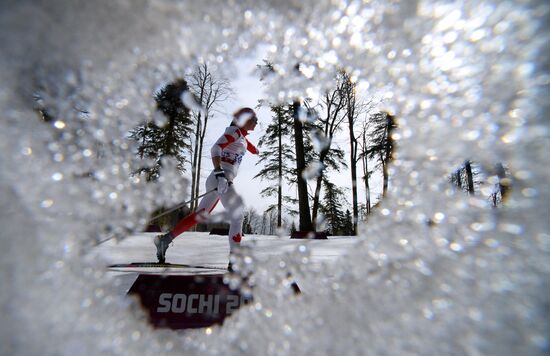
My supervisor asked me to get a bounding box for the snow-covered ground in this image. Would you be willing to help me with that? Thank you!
[92,232,356,294]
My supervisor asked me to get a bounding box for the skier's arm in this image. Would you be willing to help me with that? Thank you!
[245,138,259,155]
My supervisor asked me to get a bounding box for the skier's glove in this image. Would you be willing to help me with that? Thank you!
[214,169,229,195]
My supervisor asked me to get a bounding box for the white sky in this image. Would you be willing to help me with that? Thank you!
[197,51,384,217]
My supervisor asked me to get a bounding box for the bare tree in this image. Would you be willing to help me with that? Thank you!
[247,208,263,234]
[259,208,278,235]
[340,72,360,234]
[187,63,233,211]
[358,120,372,216]
[340,71,376,234]
[311,75,348,228]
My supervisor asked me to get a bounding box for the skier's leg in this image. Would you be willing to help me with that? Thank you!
[219,184,245,253]
[154,172,219,262]
[170,173,219,238]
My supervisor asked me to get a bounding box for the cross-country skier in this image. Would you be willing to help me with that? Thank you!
[154,107,259,270]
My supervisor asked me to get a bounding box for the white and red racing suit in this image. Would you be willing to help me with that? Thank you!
[169,125,259,252]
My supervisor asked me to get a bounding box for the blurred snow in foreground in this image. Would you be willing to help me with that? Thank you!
[0,0,548,355]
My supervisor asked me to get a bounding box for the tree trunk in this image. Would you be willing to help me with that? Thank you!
[348,123,358,235]
[194,133,205,207]
[261,214,267,235]
[190,69,206,211]
[277,110,283,228]
[190,116,201,211]
[293,101,313,232]
[382,113,395,198]
[311,174,323,228]
[343,73,359,235]
[382,158,388,197]
[350,153,359,234]
[311,147,330,227]
[311,90,344,227]
[194,111,211,211]
[464,160,474,195]
[365,174,371,216]
[362,134,371,216]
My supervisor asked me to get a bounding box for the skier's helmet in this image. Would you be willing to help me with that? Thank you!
[232,107,257,128]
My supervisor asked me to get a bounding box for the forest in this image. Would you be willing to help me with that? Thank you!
[125,63,509,237]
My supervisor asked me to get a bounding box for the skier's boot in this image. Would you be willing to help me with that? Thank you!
[154,232,173,263]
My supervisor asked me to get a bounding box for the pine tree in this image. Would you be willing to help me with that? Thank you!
[130,79,193,181]
[342,210,353,236]
[320,179,348,235]
[367,111,397,197]
[290,221,297,234]
[256,62,315,232]
[254,104,298,226]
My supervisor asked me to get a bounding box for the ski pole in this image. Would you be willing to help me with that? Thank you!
[149,188,217,221]
[91,188,217,247]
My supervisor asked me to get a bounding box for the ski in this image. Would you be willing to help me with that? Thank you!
[108,262,227,271]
